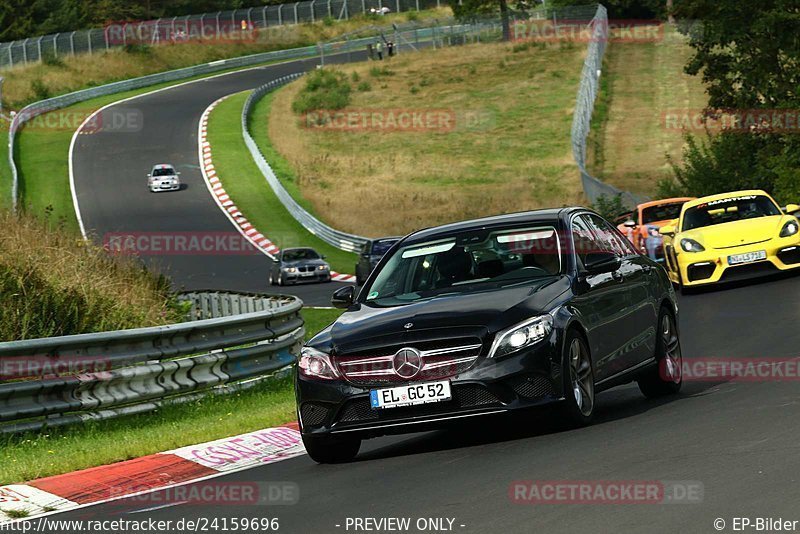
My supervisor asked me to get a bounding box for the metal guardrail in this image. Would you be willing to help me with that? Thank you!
[240,22,502,253]
[0,0,443,69]
[0,291,304,435]
[570,4,645,207]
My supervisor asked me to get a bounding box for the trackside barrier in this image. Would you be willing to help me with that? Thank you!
[0,291,304,435]
[570,4,645,207]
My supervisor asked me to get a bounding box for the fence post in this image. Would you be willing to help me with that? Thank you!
[327,0,332,18]
[310,0,316,23]
[247,7,253,26]
[22,38,28,64]
[415,0,419,11]
[396,0,400,14]
[122,23,127,46]
[215,12,221,40]
[70,31,75,55]
[276,5,281,26]
[7,45,12,68]
[294,2,300,24]
[361,0,366,15]
[36,36,42,62]
[53,34,59,57]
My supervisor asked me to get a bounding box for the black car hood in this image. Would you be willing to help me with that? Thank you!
[319,276,570,354]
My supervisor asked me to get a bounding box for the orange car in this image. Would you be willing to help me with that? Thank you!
[616,198,695,260]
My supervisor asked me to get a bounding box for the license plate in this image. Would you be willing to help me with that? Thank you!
[728,250,766,265]
[370,380,452,410]
[300,271,315,276]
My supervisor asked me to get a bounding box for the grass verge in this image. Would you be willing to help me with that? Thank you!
[206,92,357,273]
[588,25,707,197]
[264,40,587,236]
[0,307,343,484]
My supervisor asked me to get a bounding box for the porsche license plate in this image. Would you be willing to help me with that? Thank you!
[728,250,766,265]
[370,381,451,409]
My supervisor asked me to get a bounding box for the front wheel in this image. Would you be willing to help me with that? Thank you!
[302,434,361,464]
[559,330,595,427]
[637,307,683,398]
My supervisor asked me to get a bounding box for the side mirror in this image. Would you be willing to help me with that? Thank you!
[659,224,676,237]
[331,286,355,309]
[584,251,621,275]
[783,204,800,214]
[623,219,636,228]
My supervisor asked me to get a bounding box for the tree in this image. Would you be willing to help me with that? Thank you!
[450,0,512,41]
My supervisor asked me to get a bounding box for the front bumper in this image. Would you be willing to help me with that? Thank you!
[151,183,180,192]
[282,271,331,284]
[296,333,564,438]
[676,237,800,287]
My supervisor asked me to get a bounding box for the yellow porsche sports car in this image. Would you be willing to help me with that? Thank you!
[660,190,800,291]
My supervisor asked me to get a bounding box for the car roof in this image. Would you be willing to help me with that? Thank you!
[403,207,585,244]
[637,197,695,210]
[152,163,175,170]
[683,190,769,210]
[282,247,317,253]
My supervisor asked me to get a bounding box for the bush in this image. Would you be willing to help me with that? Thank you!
[357,81,372,92]
[30,79,50,100]
[292,68,352,114]
[658,132,779,200]
[122,43,152,55]
[592,194,629,220]
[369,66,394,78]
[406,11,420,22]
[41,52,65,68]
[322,15,335,26]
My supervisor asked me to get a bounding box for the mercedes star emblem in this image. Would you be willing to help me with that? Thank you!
[393,348,422,379]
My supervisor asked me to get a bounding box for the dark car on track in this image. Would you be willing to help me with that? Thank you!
[296,208,683,463]
[268,247,331,286]
[355,237,400,285]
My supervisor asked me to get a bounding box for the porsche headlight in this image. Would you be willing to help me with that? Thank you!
[780,220,799,238]
[298,347,339,380]
[489,315,553,359]
[680,238,705,253]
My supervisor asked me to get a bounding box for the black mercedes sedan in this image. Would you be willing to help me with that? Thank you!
[296,208,682,463]
[268,247,331,285]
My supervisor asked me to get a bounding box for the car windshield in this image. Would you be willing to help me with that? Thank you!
[364,226,561,306]
[371,239,398,256]
[282,249,320,261]
[682,195,781,231]
[152,167,174,177]
[642,202,684,224]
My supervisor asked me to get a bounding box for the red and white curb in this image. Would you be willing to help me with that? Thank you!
[198,97,356,284]
[0,422,304,523]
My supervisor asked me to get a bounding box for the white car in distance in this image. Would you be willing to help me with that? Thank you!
[147,164,181,192]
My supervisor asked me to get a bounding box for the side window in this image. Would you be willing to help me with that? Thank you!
[571,216,597,270]
[584,214,626,257]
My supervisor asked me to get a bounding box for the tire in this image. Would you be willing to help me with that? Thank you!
[637,307,683,398]
[268,272,275,286]
[277,273,283,286]
[302,434,361,464]
[559,329,595,427]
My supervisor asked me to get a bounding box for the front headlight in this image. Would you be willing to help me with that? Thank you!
[317,265,329,271]
[283,267,297,273]
[680,238,705,252]
[780,220,799,237]
[489,315,553,359]
[298,347,339,380]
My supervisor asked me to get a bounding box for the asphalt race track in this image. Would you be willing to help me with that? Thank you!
[71,54,367,306]
[67,49,800,534]
[46,273,800,532]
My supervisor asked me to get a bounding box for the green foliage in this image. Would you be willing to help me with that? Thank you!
[658,132,782,201]
[547,0,666,19]
[30,78,50,100]
[41,52,66,67]
[369,66,394,77]
[350,71,360,82]
[122,43,151,55]
[592,194,629,220]
[406,10,420,22]
[356,81,372,92]
[292,68,352,114]
[322,15,335,26]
